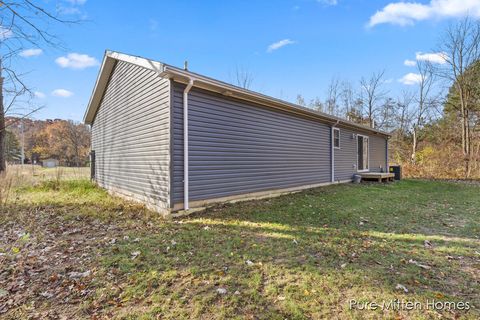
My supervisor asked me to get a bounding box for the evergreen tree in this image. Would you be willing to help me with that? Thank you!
[5,131,21,163]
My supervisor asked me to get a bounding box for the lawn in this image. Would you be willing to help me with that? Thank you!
[0,179,479,319]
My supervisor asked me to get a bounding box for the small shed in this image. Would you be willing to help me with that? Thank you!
[84,51,390,217]
[42,158,59,168]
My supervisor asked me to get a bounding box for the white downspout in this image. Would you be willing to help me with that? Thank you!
[183,78,194,210]
[386,137,389,173]
[331,120,340,183]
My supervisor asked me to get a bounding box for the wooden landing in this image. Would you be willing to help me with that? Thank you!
[359,172,395,182]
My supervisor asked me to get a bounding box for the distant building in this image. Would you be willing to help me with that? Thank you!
[42,158,59,168]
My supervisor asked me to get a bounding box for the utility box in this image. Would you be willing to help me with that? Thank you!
[389,165,401,180]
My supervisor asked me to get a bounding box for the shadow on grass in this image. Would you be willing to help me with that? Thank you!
[90,180,480,319]
[5,179,480,319]
[95,216,479,319]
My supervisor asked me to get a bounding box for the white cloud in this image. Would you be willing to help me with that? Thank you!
[66,0,87,5]
[415,51,448,64]
[0,26,12,40]
[399,73,423,85]
[267,39,296,53]
[20,49,43,57]
[368,0,480,27]
[34,91,46,99]
[319,0,338,5]
[52,89,74,97]
[59,7,81,14]
[58,0,86,15]
[55,53,99,69]
[404,59,417,67]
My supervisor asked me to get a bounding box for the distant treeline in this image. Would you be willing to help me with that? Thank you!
[6,117,91,167]
[294,18,480,179]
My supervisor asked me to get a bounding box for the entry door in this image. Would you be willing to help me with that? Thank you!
[357,135,369,172]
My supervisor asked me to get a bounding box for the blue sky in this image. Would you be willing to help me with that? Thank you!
[12,0,477,122]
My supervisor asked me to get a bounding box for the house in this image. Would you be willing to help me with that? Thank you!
[84,51,390,216]
[42,158,59,168]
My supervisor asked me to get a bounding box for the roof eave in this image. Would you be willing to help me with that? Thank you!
[161,66,391,137]
[83,53,114,124]
[83,50,390,137]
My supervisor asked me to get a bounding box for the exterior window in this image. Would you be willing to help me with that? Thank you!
[333,128,340,149]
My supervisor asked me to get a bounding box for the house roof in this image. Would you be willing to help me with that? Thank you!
[83,50,390,137]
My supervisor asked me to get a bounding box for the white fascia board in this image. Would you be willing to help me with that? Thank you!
[83,53,115,124]
[84,50,390,137]
[163,66,390,137]
[106,51,166,75]
[83,51,168,125]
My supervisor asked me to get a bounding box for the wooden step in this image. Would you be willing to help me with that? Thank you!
[358,172,395,182]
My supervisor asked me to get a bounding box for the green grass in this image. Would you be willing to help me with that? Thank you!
[1,179,480,319]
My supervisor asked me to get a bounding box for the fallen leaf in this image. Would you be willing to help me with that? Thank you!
[0,288,8,298]
[39,291,54,299]
[395,284,408,293]
[68,270,91,279]
[408,259,431,270]
[216,288,227,295]
[424,240,433,249]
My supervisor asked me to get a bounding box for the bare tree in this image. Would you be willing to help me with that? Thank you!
[233,66,254,89]
[296,94,306,107]
[359,70,388,128]
[309,97,323,112]
[377,97,396,132]
[0,1,75,172]
[325,76,341,115]
[435,17,480,177]
[411,60,440,163]
[396,90,415,136]
[64,121,90,167]
[339,80,355,120]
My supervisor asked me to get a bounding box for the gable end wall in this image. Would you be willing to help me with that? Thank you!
[91,60,171,213]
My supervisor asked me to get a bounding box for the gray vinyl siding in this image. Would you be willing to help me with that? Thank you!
[369,135,388,172]
[171,82,332,204]
[333,127,357,181]
[333,127,388,178]
[91,60,171,209]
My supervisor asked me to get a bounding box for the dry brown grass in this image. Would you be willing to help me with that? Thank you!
[0,165,90,206]
[397,146,480,180]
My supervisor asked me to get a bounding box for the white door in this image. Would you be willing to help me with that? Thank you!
[357,135,369,172]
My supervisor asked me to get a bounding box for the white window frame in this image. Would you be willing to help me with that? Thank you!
[333,128,340,149]
[357,134,370,172]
